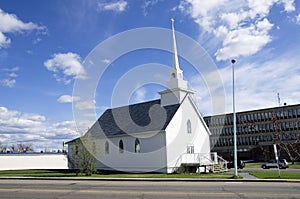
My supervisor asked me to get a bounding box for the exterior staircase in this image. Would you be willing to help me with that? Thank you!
[173,152,228,173]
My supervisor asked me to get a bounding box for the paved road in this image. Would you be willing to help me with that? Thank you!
[0,179,299,199]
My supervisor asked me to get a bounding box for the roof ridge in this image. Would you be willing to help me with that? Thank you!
[106,99,161,111]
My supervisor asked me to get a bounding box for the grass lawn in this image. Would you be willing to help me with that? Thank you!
[288,162,300,169]
[249,171,300,179]
[244,162,263,169]
[0,169,77,177]
[245,162,300,169]
[0,169,235,179]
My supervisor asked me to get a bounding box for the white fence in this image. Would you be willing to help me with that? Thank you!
[0,154,68,170]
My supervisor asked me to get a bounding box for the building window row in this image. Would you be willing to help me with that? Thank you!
[206,108,300,127]
[210,120,300,136]
[105,138,141,155]
[211,132,299,148]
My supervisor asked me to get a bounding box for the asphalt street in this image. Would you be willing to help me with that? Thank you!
[0,179,299,199]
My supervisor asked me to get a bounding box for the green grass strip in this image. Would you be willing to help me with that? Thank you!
[0,169,234,178]
[249,171,300,179]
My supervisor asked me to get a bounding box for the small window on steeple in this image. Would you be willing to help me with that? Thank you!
[171,73,176,78]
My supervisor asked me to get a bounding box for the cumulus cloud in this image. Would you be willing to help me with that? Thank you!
[98,0,128,12]
[0,106,79,151]
[0,79,16,88]
[0,9,44,48]
[75,99,96,110]
[0,67,19,88]
[101,58,111,64]
[141,0,162,16]
[44,52,86,84]
[215,19,273,60]
[178,0,296,61]
[190,51,300,115]
[132,87,147,103]
[297,14,300,24]
[57,95,80,103]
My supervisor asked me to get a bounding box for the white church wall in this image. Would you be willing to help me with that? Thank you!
[165,95,211,173]
[99,132,167,173]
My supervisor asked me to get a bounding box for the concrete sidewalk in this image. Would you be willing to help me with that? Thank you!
[238,172,258,179]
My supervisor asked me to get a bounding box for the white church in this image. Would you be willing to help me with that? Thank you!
[67,20,225,173]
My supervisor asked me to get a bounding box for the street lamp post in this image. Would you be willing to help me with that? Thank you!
[232,59,238,178]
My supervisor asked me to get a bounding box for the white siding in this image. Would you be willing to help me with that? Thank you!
[165,95,211,173]
[69,131,168,173]
[99,132,167,172]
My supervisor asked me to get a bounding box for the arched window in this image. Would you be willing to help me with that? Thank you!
[75,145,79,155]
[187,119,192,134]
[119,140,124,153]
[135,138,140,153]
[105,141,109,154]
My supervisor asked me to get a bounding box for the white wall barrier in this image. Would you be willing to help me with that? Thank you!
[0,154,68,170]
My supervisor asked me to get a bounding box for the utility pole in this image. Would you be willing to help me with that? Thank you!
[232,59,238,178]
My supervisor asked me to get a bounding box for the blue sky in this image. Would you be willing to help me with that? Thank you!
[0,0,299,151]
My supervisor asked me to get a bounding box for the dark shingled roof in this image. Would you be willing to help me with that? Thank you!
[97,99,180,136]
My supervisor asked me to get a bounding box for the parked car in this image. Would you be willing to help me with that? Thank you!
[261,159,289,169]
[227,160,245,169]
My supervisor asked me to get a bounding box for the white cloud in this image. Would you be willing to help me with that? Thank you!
[215,19,273,61]
[296,14,300,24]
[0,79,16,88]
[178,0,296,61]
[75,99,96,110]
[280,0,295,12]
[57,95,80,103]
[3,67,19,72]
[44,52,86,84]
[101,58,111,64]
[0,9,44,48]
[141,0,162,16]
[0,31,10,48]
[98,0,128,12]
[191,51,300,115]
[133,87,147,103]
[0,106,78,151]
[0,67,19,88]
[8,72,18,78]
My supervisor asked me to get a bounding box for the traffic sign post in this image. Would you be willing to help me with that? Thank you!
[273,144,281,177]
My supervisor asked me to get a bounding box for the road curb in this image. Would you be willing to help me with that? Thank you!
[1,177,300,183]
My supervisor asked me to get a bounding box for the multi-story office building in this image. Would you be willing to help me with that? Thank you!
[204,104,300,161]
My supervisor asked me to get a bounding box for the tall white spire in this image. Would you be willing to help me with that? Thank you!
[171,18,181,73]
[159,18,194,106]
[167,18,186,89]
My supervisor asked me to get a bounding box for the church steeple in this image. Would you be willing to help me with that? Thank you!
[159,19,194,106]
[167,18,187,90]
[171,18,182,74]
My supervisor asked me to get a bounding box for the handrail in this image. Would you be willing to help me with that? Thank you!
[173,153,228,172]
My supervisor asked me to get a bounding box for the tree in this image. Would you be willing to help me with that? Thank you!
[272,115,300,164]
[16,143,34,152]
[0,141,7,152]
[7,143,34,153]
[242,111,300,162]
[68,134,97,176]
